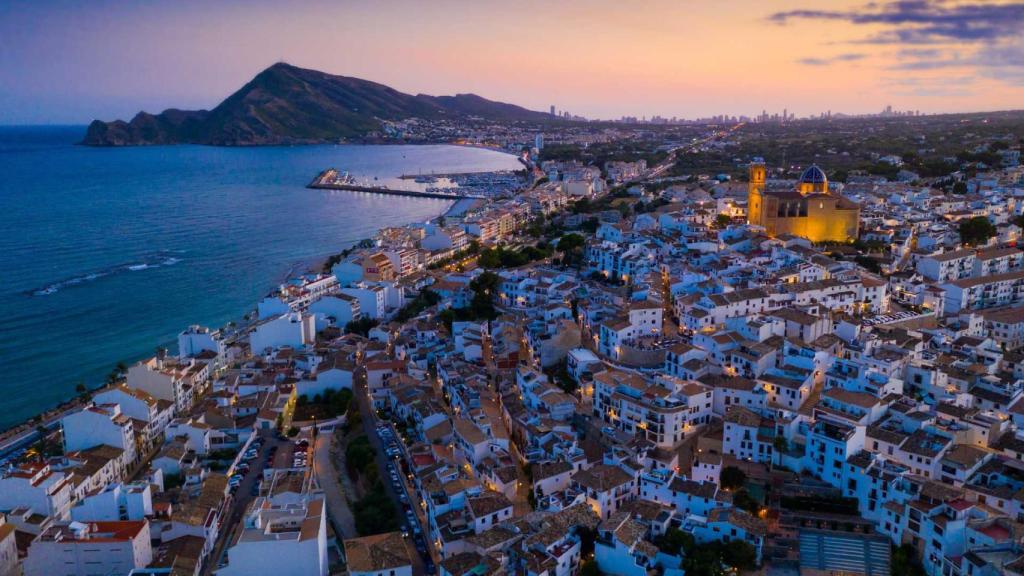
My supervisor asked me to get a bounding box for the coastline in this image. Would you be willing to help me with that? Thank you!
[0,194,457,442]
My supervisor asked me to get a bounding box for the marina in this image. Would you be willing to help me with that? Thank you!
[308,168,486,200]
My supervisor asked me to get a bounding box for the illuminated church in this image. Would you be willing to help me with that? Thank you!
[746,159,860,243]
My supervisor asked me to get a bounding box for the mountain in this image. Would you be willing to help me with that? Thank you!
[82,63,552,146]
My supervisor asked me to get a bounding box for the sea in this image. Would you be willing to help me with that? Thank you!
[0,126,521,430]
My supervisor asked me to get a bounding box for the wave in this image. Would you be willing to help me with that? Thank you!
[30,251,185,296]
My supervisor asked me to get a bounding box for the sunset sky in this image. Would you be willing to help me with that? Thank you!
[2,0,1024,123]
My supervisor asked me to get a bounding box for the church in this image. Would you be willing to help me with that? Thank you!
[746,159,860,243]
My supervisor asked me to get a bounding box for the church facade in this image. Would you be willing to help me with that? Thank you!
[746,159,860,243]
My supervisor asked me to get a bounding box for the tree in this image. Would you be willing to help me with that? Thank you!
[352,480,401,535]
[713,214,731,229]
[951,181,968,194]
[732,488,760,514]
[891,543,926,576]
[579,559,599,576]
[345,317,379,337]
[958,216,996,246]
[719,540,758,571]
[720,466,747,491]
[557,233,585,253]
[773,435,789,454]
[654,527,693,555]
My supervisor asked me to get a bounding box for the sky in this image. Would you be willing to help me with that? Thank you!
[2,0,1024,124]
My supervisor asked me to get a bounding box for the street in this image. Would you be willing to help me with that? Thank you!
[354,373,433,575]
[311,428,356,538]
[206,431,289,575]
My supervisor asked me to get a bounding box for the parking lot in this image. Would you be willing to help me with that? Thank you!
[862,309,931,326]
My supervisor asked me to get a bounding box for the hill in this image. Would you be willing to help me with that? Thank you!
[82,63,552,146]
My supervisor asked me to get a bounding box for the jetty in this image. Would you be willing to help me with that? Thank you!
[308,169,484,200]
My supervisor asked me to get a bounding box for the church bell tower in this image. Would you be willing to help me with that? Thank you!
[747,158,766,226]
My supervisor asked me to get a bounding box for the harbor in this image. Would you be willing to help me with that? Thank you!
[308,168,486,200]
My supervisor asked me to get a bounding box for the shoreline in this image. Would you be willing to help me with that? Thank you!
[0,192,459,441]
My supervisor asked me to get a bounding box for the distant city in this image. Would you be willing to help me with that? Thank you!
[548,104,924,125]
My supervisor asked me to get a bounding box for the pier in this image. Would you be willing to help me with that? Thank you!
[308,169,484,200]
[397,169,519,180]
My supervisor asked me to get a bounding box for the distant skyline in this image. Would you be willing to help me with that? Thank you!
[2,0,1024,124]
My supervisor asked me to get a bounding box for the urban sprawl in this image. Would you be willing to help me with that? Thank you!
[3,114,1024,576]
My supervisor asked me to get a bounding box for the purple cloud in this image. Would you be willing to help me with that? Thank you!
[776,0,1024,85]
[770,1,1024,44]
[797,53,867,66]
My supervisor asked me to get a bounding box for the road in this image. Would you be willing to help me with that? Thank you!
[626,122,746,185]
[207,431,289,575]
[353,372,431,575]
[312,428,356,538]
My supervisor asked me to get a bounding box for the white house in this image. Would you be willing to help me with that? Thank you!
[217,496,328,576]
[0,462,74,520]
[70,482,153,522]
[250,312,315,354]
[62,404,137,467]
[23,520,152,576]
[309,293,361,327]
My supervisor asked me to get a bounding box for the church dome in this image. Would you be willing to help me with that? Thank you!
[799,165,828,185]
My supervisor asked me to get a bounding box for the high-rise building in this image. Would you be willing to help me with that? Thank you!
[550,105,556,116]
[534,133,544,151]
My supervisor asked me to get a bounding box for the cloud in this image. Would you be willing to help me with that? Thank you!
[796,53,866,66]
[775,1,1024,84]
[770,1,1024,45]
[877,74,979,97]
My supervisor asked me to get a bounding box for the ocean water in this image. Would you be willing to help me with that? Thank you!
[0,126,520,429]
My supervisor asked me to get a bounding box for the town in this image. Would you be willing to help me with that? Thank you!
[3,112,1024,576]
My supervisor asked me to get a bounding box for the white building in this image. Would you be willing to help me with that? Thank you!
[178,325,225,363]
[0,462,73,520]
[309,293,361,327]
[217,497,328,576]
[92,385,172,449]
[62,403,137,467]
[249,312,316,354]
[916,249,976,283]
[0,516,16,576]
[70,482,152,522]
[23,520,152,576]
[126,354,206,414]
[341,284,388,320]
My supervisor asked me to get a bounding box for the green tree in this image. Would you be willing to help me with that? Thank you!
[345,317,379,337]
[732,488,760,514]
[654,527,693,555]
[556,233,586,267]
[720,466,747,491]
[891,543,926,576]
[713,214,731,229]
[720,540,758,571]
[958,216,996,246]
[352,480,401,535]
[579,559,599,576]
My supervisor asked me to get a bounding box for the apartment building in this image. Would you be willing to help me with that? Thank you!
[23,520,152,576]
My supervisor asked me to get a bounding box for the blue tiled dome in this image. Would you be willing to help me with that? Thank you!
[799,165,828,184]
